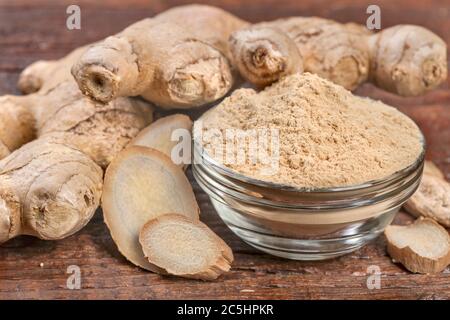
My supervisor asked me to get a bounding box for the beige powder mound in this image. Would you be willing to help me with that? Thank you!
[197,73,423,189]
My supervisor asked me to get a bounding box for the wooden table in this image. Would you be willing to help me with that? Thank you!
[0,0,449,300]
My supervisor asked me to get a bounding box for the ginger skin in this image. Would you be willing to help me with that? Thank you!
[0,46,87,157]
[368,25,448,96]
[230,26,303,87]
[230,18,447,96]
[0,46,153,167]
[71,4,247,109]
[0,140,103,243]
[17,46,89,95]
[0,46,153,244]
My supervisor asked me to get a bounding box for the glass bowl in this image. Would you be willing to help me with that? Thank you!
[192,135,425,261]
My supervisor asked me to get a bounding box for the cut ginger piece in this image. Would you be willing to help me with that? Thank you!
[423,160,445,179]
[102,146,199,271]
[404,174,450,227]
[385,218,450,274]
[139,214,233,280]
[130,114,192,169]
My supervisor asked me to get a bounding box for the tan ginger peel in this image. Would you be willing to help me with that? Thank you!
[0,45,153,244]
[72,4,247,109]
[404,161,450,227]
[0,140,103,243]
[230,18,447,96]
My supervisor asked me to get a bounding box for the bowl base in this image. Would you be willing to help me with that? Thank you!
[212,199,394,261]
[228,223,382,260]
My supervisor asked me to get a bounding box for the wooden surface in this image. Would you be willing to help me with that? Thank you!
[0,0,449,300]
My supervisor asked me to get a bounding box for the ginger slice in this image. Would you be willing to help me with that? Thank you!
[139,214,233,280]
[423,160,445,179]
[102,146,199,271]
[404,174,450,227]
[130,114,192,169]
[385,218,450,274]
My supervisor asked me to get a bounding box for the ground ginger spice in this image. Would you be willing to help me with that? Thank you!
[197,73,423,189]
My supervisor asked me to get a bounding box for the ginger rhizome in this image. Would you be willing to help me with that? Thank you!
[404,161,450,227]
[17,46,89,95]
[0,46,153,244]
[72,4,247,109]
[230,18,447,96]
[0,81,152,167]
[0,140,103,243]
[0,45,89,158]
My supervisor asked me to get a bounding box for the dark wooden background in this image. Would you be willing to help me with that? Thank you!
[0,0,449,300]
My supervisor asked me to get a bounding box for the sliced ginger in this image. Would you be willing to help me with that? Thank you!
[423,160,445,179]
[385,218,450,274]
[404,173,450,227]
[139,214,233,280]
[102,146,199,271]
[130,114,192,169]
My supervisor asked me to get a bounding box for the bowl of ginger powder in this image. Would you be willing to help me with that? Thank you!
[193,73,425,260]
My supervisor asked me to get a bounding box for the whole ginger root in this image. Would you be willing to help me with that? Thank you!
[0,140,103,243]
[17,46,89,95]
[230,17,447,96]
[0,46,153,167]
[0,46,88,158]
[0,46,153,244]
[71,4,248,109]
[368,25,448,96]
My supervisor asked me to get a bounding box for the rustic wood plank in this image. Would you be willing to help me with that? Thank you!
[0,0,449,299]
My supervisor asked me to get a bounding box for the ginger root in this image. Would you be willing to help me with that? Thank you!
[368,25,448,96]
[72,4,247,109]
[1,82,153,168]
[0,140,103,243]
[17,46,89,95]
[385,218,450,274]
[0,44,154,167]
[404,162,450,227]
[230,18,447,96]
[139,214,233,280]
[0,46,154,244]
[0,96,35,158]
[423,160,445,180]
[230,26,303,87]
[102,146,199,271]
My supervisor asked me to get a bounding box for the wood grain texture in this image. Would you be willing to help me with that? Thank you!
[0,0,449,300]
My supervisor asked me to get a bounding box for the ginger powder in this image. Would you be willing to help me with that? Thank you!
[197,73,423,189]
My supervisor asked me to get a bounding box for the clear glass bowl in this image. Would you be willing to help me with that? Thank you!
[192,136,425,261]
